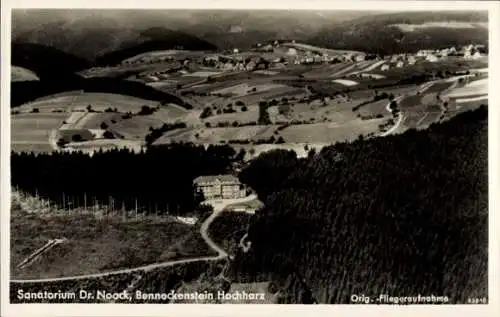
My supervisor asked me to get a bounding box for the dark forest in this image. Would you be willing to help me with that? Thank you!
[11,143,242,216]
[231,106,488,304]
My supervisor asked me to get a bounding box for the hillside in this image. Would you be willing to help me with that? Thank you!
[11,43,91,79]
[95,28,217,66]
[233,106,488,304]
[308,11,488,55]
[10,77,193,109]
[11,10,374,61]
[11,66,40,82]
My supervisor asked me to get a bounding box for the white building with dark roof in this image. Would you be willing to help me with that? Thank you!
[194,174,246,200]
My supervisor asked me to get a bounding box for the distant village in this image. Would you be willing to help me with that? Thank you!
[126,40,487,83]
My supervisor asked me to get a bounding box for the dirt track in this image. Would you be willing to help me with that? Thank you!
[11,195,257,284]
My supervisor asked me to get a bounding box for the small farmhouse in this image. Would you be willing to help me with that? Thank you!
[194,174,246,200]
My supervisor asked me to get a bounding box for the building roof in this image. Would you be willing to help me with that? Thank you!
[194,174,240,185]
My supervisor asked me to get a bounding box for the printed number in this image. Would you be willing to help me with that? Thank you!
[467,297,487,304]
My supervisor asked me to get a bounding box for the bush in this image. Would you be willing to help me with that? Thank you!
[103,130,115,139]
[138,105,156,116]
[200,107,213,119]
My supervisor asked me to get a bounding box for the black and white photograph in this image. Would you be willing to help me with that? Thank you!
[0,0,498,316]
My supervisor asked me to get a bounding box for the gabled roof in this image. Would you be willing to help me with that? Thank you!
[194,174,240,185]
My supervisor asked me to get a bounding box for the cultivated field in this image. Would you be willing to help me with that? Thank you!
[11,113,68,153]
[211,83,291,97]
[445,78,488,98]
[11,203,213,279]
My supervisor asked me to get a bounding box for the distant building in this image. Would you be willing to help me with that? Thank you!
[246,61,257,71]
[193,175,246,200]
[381,64,390,71]
[407,56,416,65]
[472,51,483,59]
[396,61,404,68]
[263,44,274,52]
[353,54,365,62]
[416,49,436,57]
[286,48,298,56]
[426,54,439,62]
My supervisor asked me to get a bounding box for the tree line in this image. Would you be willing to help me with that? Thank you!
[232,105,488,304]
[11,143,241,216]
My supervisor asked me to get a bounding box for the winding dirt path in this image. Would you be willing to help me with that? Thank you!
[11,195,257,284]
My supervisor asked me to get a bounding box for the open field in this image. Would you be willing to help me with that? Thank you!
[108,116,164,140]
[279,119,386,143]
[122,50,208,64]
[445,78,488,98]
[12,66,39,82]
[282,42,363,56]
[17,92,160,113]
[286,97,373,123]
[11,204,213,279]
[154,125,276,144]
[11,113,68,153]
[211,83,291,97]
[357,99,392,118]
[203,106,259,125]
[74,113,123,129]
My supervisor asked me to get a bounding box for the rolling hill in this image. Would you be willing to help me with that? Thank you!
[95,27,217,66]
[11,66,40,82]
[308,11,488,55]
[11,43,91,79]
[11,9,375,61]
